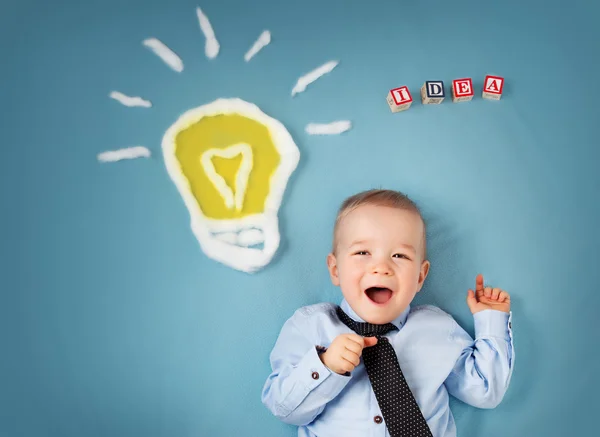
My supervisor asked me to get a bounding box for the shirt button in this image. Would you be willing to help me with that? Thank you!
[311,371,319,380]
[374,415,383,424]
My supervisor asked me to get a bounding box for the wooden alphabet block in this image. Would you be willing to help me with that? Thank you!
[482,75,504,100]
[421,81,445,104]
[452,78,474,102]
[387,86,413,113]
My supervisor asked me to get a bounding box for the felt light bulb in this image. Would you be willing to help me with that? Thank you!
[162,98,300,273]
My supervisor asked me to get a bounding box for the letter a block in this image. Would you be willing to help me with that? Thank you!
[482,75,504,100]
[421,81,445,104]
[387,86,413,113]
[452,78,474,102]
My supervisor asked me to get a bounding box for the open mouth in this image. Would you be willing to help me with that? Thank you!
[365,287,393,304]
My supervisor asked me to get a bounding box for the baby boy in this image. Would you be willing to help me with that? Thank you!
[262,189,514,437]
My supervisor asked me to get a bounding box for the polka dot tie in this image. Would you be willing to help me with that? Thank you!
[336,307,433,437]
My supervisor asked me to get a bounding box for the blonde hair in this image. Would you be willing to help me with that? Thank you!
[332,189,427,258]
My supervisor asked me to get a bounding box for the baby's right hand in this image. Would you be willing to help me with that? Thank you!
[320,334,378,375]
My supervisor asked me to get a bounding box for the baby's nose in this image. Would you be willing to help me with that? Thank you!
[371,261,393,275]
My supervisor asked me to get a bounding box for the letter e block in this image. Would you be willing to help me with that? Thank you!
[387,86,413,113]
[421,81,445,104]
[452,78,474,103]
[482,75,504,100]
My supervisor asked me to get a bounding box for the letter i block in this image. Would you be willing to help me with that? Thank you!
[387,86,413,113]
[452,78,474,102]
[421,81,445,104]
[482,75,504,100]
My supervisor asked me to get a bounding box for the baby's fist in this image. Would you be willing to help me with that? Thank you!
[320,334,377,375]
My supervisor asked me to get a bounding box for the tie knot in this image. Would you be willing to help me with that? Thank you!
[336,306,398,337]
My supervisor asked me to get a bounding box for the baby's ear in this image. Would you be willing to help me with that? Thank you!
[416,259,431,292]
[326,253,340,286]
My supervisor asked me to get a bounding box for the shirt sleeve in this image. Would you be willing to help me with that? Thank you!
[444,309,514,409]
[261,310,352,426]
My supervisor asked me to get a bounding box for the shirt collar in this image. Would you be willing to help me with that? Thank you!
[339,299,410,330]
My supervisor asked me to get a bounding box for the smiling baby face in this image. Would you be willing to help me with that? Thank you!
[327,201,430,324]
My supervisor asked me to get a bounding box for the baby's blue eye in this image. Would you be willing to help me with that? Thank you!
[393,254,408,259]
[355,251,369,255]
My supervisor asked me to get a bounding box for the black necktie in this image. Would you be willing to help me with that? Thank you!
[336,306,433,437]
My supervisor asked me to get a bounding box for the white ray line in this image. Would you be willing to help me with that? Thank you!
[142,38,184,72]
[305,120,352,135]
[244,30,271,62]
[291,60,338,96]
[196,7,220,59]
[109,91,152,108]
[97,146,151,163]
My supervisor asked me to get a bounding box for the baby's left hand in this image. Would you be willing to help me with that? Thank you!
[466,274,511,314]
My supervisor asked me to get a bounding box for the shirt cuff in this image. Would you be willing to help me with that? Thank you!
[474,309,512,341]
[294,345,352,401]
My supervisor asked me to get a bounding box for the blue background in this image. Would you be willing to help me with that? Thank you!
[2,0,599,436]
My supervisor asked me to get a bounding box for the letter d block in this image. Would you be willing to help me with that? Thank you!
[421,81,445,104]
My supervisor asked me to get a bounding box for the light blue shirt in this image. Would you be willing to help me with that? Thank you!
[261,300,514,437]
